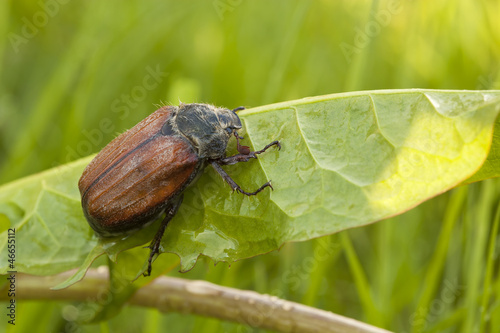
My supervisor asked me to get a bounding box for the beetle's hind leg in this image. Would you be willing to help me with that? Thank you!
[144,195,183,277]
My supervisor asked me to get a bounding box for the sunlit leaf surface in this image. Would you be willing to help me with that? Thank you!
[1,90,499,285]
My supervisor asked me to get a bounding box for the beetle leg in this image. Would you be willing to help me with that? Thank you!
[144,195,183,277]
[234,131,244,140]
[211,161,273,196]
[234,133,250,155]
[219,140,281,166]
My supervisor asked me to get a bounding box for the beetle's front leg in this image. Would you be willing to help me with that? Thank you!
[211,162,272,196]
[144,195,183,277]
[219,136,281,166]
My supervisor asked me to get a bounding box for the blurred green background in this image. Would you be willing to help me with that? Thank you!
[1,0,500,332]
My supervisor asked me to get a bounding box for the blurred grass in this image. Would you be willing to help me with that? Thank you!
[1,0,500,332]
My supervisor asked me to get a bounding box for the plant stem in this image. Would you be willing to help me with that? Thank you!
[5,269,392,333]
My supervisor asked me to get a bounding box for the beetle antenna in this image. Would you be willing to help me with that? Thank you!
[232,106,245,113]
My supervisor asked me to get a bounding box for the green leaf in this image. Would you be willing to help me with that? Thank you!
[463,115,500,183]
[0,159,97,275]
[1,89,499,283]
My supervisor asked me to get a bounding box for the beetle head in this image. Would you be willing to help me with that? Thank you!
[216,107,243,135]
[176,103,242,159]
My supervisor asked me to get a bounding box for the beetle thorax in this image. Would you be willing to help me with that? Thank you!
[175,103,242,159]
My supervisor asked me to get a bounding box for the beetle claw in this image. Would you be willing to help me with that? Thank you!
[269,141,281,151]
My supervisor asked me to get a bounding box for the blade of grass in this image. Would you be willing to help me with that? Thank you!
[302,235,342,307]
[143,308,161,333]
[412,186,468,333]
[479,192,500,332]
[0,0,9,75]
[491,278,500,331]
[426,306,467,333]
[343,0,380,91]
[341,231,382,327]
[463,181,495,332]
[0,2,102,182]
[374,219,394,328]
[262,1,310,104]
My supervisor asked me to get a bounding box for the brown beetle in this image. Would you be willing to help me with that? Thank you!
[79,103,280,276]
